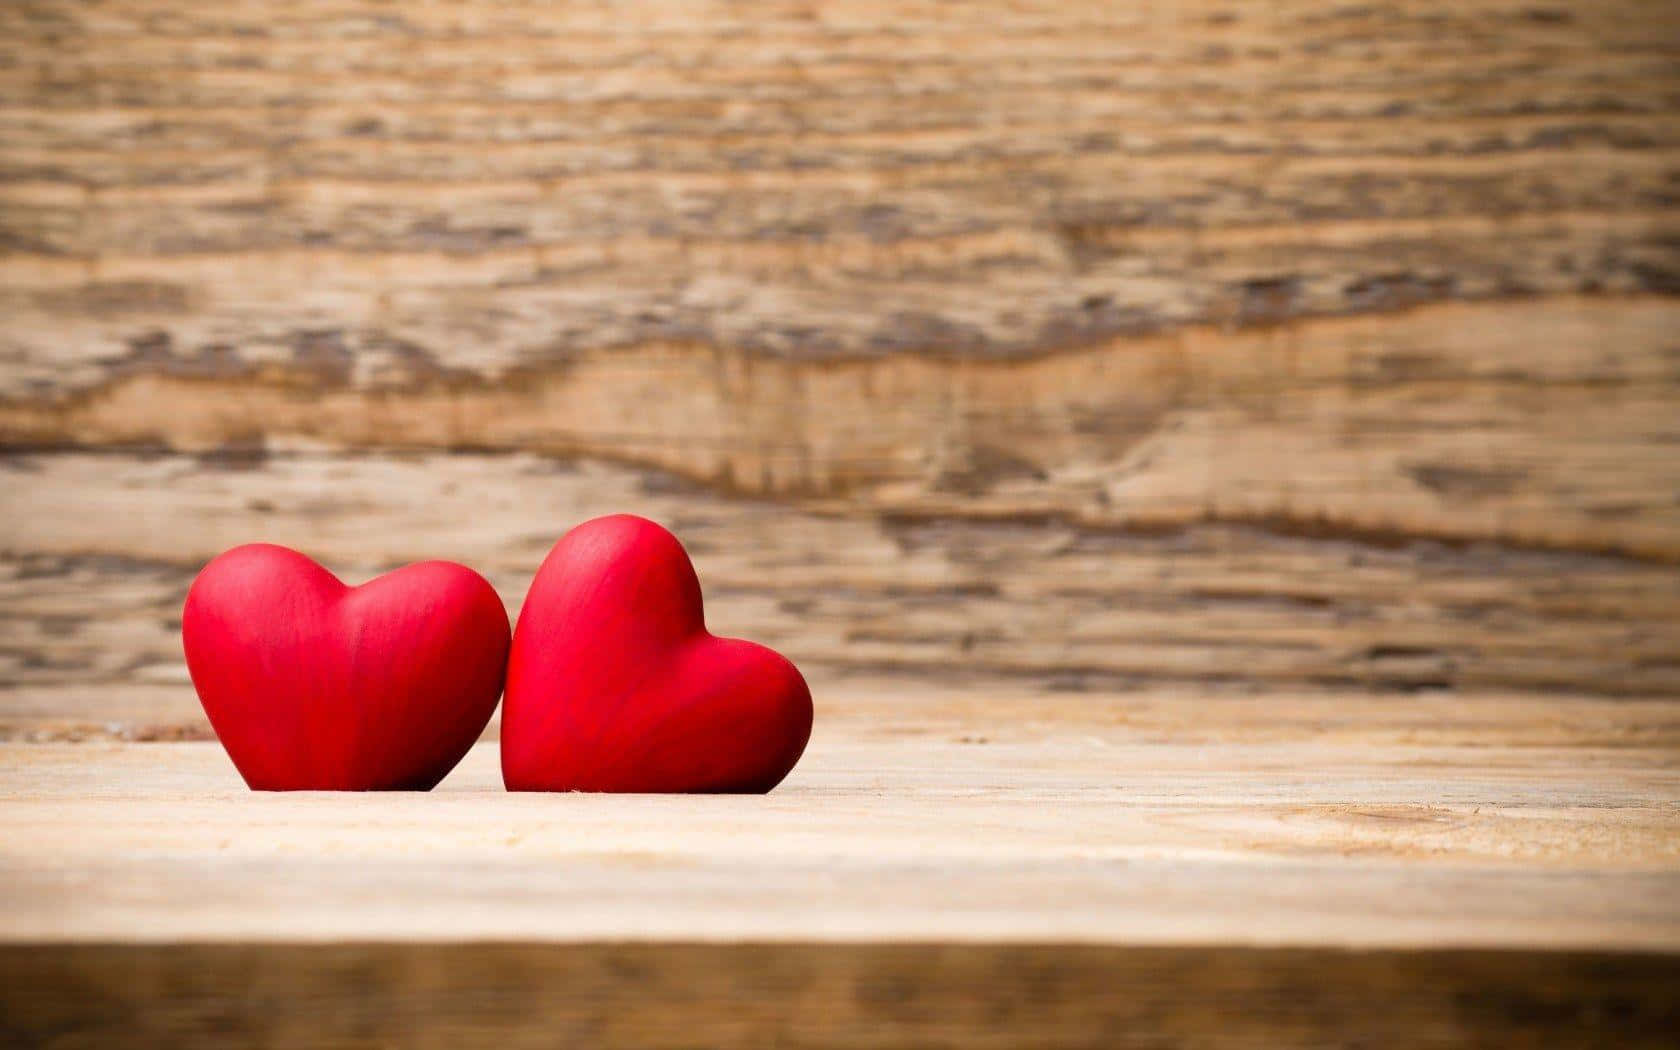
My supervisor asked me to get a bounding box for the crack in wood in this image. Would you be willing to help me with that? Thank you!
[2,297,1676,560]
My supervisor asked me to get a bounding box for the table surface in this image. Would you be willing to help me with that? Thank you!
[6,685,1677,949]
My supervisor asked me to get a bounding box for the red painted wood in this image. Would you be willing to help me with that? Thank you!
[503,515,812,793]
[182,544,509,791]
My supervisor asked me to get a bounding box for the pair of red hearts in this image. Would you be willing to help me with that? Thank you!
[182,515,812,793]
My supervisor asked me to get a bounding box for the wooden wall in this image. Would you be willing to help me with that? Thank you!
[1,0,1677,735]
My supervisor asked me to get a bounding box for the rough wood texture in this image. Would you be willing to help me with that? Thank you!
[5,297,1679,563]
[2,0,1678,705]
[2,0,1678,566]
[2,1,1676,379]
[4,693,1678,946]
[3,6,1676,1043]
[4,944,1677,1050]
[3,450,1679,742]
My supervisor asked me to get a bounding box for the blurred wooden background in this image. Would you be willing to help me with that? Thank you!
[2,5,1679,1045]
[1,0,1678,737]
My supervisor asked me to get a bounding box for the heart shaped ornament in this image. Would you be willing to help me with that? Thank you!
[183,544,510,790]
[502,515,813,793]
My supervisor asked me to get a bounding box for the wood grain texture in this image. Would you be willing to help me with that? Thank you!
[5,296,1679,563]
[3,943,1677,1050]
[2,0,1678,706]
[3,693,1678,946]
[3,8,1676,1042]
[1,0,1676,380]
[3,450,1679,739]
[1,0,1677,567]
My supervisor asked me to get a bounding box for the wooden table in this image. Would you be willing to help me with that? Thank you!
[3,0,1678,1043]
[4,684,1676,1047]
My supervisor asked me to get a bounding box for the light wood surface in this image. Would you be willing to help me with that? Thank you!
[4,691,1677,947]
[3,2,1677,1042]
[4,689,1678,1046]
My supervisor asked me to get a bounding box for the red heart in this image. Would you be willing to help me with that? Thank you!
[502,515,813,793]
[183,544,510,791]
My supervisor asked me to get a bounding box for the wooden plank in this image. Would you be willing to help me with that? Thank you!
[3,695,1677,947]
[1,2,1676,564]
[2,6,1675,1042]
[3,450,1678,734]
[2,943,1677,1049]
[5,297,1679,561]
